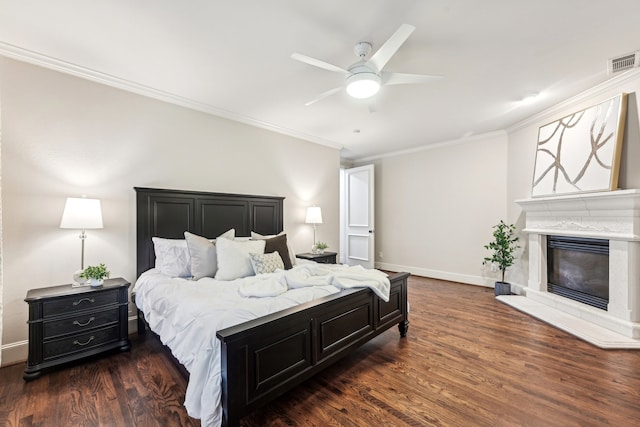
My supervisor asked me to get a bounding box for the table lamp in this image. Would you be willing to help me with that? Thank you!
[305,206,322,252]
[60,197,103,285]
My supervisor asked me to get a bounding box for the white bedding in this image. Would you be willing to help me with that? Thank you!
[133,263,390,427]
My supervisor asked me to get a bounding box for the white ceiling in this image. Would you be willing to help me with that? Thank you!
[1,0,639,160]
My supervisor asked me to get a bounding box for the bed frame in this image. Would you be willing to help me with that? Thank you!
[134,187,410,427]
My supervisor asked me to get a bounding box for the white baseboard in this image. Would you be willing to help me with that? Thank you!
[1,340,28,367]
[128,315,138,334]
[375,262,495,288]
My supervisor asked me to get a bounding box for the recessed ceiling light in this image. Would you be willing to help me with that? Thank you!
[519,92,539,104]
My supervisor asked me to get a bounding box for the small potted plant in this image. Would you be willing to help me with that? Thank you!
[81,263,110,287]
[314,242,328,254]
[483,220,520,296]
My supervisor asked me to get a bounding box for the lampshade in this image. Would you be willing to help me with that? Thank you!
[60,197,104,230]
[346,71,381,99]
[305,206,323,224]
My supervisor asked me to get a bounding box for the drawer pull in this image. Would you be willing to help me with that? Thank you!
[72,297,95,306]
[73,317,95,327]
[73,336,95,347]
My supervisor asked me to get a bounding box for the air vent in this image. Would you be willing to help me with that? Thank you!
[607,51,639,75]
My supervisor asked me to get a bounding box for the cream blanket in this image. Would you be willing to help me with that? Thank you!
[238,263,391,301]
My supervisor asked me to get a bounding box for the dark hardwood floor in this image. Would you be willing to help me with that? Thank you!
[2,275,640,426]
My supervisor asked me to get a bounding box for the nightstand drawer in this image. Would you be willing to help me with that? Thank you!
[43,307,119,338]
[43,290,118,317]
[43,325,120,360]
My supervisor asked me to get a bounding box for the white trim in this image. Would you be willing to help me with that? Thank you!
[1,340,27,367]
[128,315,138,334]
[507,68,640,134]
[354,130,508,163]
[375,262,495,288]
[0,42,343,152]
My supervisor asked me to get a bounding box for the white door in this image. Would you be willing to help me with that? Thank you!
[342,164,375,268]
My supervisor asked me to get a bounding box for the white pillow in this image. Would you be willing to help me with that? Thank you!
[152,237,191,278]
[249,251,285,274]
[215,237,266,281]
[251,231,297,266]
[184,229,235,280]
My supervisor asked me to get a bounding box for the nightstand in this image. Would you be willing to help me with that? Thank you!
[23,277,131,380]
[296,251,337,264]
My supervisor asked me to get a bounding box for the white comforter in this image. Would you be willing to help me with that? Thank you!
[133,263,390,427]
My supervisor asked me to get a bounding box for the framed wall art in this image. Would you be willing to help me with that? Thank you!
[531,93,628,197]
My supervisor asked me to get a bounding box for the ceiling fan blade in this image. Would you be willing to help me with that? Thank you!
[304,87,343,106]
[366,24,415,72]
[382,72,442,86]
[291,52,349,74]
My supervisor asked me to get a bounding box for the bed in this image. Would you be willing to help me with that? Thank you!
[133,187,410,427]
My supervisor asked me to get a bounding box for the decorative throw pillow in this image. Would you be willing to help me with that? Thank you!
[152,237,191,277]
[251,231,297,267]
[215,238,266,281]
[262,234,293,270]
[184,229,235,280]
[249,251,285,274]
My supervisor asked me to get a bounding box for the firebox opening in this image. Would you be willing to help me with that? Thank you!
[547,235,609,310]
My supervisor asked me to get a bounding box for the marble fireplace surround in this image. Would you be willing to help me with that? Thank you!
[502,189,640,348]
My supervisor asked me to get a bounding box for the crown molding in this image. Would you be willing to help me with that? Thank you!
[507,68,640,134]
[0,42,343,151]
[353,130,508,163]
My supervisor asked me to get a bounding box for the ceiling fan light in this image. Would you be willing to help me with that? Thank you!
[346,73,381,99]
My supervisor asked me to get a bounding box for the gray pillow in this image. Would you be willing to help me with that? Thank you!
[184,229,234,280]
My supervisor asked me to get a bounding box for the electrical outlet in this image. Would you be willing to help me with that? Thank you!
[379,251,383,258]
[490,263,498,272]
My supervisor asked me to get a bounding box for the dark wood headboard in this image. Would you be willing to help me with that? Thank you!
[135,187,284,278]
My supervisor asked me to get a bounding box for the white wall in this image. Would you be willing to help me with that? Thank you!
[0,87,3,366]
[506,70,640,290]
[0,58,341,365]
[360,132,509,286]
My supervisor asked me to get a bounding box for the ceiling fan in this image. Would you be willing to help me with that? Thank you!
[291,24,441,106]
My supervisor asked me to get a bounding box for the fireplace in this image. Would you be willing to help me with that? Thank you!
[512,189,640,347]
[547,235,609,310]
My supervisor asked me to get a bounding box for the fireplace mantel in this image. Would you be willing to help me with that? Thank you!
[504,189,640,348]
[516,189,640,241]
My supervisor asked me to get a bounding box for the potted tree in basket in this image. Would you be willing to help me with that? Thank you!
[483,220,520,296]
[81,263,110,287]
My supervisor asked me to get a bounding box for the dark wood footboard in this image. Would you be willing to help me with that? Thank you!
[216,271,409,427]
